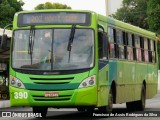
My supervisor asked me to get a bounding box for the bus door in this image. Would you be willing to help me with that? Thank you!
[97,31,110,106]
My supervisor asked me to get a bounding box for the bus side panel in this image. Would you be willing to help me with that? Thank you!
[97,64,109,107]
[146,64,158,99]
[108,60,125,103]
[134,63,147,101]
[123,61,135,102]
[116,61,125,103]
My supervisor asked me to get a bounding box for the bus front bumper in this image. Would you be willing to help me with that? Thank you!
[9,86,97,107]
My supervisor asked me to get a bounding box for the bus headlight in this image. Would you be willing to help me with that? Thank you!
[10,75,25,89]
[78,75,96,88]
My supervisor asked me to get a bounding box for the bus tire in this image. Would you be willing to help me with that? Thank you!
[77,107,86,112]
[126,101,136,111]
[135,84,146,111]
[86,106,94,113]
[98,89,113,113]
[126,84,146,111]
[32,107,48,118]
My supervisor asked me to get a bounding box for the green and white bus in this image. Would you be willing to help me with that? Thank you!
[1,10,158,117]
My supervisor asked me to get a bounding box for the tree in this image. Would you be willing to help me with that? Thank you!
[35,2,71,10]
[147,0,160,69]
[111,0,148,29]
[147,0,160,34]
[0,0,24,28]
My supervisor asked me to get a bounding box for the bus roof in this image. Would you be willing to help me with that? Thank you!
[98,14,158,41]
[14,10,159,41]
[15,9,94,14]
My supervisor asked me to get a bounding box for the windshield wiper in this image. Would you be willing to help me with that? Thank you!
[67,24,76,63]
[28,26,35,65]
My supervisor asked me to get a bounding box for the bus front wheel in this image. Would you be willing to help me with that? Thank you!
[98,89,113,113]
[32,107,48,118]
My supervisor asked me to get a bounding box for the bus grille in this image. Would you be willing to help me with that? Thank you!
[30,77,74,84]
[32,94,72,101]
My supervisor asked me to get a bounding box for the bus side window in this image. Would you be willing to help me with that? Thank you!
[117,30,125,59]
[149,40,156,63]
[108,27,117,58]
[132,34,137,61]
[148,39,152,63]
[98,31,108,59]
[135,35,142,62]
[140,36,145,62]
[127,33,133,61]
[144,38,149,62]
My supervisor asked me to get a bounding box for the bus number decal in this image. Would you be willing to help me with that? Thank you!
[14,92,28,99]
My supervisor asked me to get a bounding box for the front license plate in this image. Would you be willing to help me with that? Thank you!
[45,92,59,97]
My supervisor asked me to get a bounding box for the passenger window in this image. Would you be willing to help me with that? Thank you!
[136,48,142,61]
[135,35,140,48]
[152,52,156,63]
[140,37,144,62]
[116,30,123,44]
[132,34,137,60]
[108,27,114,43]
[110,43,116,58]
[148,51,152,62]
[119,45,124,59]
[127,33,132,46]
[127,47,133,60]
[144,50,149,62]
[150,40,154,51]
[144,38,148,50]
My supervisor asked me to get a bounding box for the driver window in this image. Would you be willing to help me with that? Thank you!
[98,31,108,60]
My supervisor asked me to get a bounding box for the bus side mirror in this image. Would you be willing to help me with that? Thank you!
[1,34,8,49]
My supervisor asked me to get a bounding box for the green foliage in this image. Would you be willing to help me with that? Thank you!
[147,0,160,34]
[147,0,160,69]
[111,0,148,29]
[35,2,71,10]
[0,0,24,28]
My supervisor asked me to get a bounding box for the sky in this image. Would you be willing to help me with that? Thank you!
[22,0,122,15]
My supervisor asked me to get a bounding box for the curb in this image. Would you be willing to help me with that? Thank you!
[0,100,10,108]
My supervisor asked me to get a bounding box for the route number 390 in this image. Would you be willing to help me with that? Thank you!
[14,92,28,99]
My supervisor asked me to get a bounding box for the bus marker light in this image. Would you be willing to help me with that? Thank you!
[90,77,94,80]
[11,76,14,81]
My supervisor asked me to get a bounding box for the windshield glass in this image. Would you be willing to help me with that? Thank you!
[12,29,94,71]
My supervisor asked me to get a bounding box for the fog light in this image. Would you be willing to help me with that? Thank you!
[89,80,94,85]
[17,83,22,87]
[11,80,15,85]
[82,82,87,87]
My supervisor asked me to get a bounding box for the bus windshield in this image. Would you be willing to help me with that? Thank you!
[12,29,94,71]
